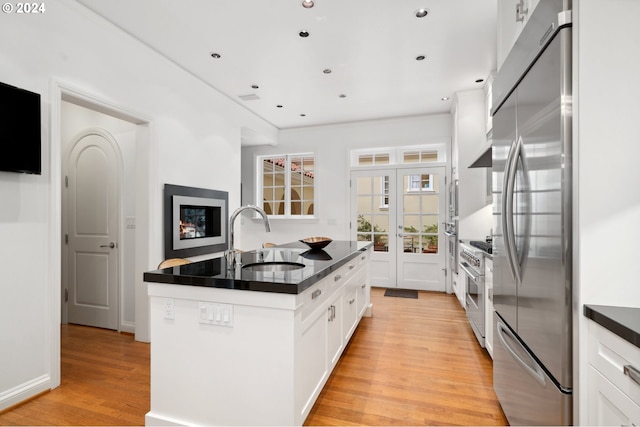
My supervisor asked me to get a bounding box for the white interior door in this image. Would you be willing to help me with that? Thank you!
[396,167,445,291]
[352,167,445,291]
[66,130,120,330]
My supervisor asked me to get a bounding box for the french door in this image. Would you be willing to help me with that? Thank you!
[351,166,445,291]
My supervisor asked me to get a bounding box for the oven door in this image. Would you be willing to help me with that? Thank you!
[460,261,485,347]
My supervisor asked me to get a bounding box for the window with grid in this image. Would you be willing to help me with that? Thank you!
[259,154,315,217]
[407,174,433,191]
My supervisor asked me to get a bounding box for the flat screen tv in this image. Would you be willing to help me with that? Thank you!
[0,82,41,175]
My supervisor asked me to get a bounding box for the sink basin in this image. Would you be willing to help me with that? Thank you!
[242,262,305,272]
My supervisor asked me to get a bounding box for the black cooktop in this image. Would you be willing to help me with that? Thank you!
[470,240,493,254]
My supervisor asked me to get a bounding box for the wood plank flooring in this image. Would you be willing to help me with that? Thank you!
[0,325,150,426]
[0,287,507,426]
[305,287,507,426]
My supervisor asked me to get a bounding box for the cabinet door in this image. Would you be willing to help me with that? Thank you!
[297,307,328,417]
[356,271,368,317]
[327,292,343,368]
[588,366,640,426]
[343,286,358,342]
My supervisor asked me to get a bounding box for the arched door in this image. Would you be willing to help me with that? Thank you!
[65,129,120,330]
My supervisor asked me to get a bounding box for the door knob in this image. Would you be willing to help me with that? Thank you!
[100,242,116,249]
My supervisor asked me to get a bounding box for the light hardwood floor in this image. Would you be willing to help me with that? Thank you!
[0,287,507,426]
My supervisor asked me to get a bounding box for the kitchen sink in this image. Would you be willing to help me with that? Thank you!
[242,262,305,272]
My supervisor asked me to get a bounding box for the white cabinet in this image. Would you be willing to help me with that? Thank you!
[297,248,371,422]
[484,257,494,359]
[497,0,541,69]
[587,320,640,425]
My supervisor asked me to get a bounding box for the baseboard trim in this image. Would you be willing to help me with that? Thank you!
[145,411,188,426]
[0,374,51,412]
[120,321,135,334]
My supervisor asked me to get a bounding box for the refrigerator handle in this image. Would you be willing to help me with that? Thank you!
[503,138,522,284]
[497,319,547,387]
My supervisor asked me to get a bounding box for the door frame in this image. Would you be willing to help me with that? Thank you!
[48,80,156,389]
[62,127,124,330]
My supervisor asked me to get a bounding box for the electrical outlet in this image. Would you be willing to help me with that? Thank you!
[164,298,175,319]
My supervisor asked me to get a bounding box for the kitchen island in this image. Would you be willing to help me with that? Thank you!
[143,240,372,426]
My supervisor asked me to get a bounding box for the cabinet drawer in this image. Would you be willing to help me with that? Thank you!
[588,320,640,405]
[339,252,367,284]
[588,365,640,426]
[301,279,328,321]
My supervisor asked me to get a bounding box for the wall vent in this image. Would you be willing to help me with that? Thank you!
[238,94,260,101]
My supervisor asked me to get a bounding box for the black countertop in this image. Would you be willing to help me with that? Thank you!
[584,304,640,349]
[144,240,371,295]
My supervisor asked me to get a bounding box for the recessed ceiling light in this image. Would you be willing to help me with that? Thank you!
[301,0,314,8]
[300,114,306,117]
[276,105,283,108]
[475,79,484,83]
[339,94,346,98]
[416,55,426,61]
[251,84,259,89]
[415,8,428,18]
[210,53,221,59]
[441,97,449,101]
[323,69,332,74]
[299,30,310,38]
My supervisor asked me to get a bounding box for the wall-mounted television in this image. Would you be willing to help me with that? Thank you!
[0,82,41,175]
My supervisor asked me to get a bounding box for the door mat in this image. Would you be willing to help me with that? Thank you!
[384,288,418,299]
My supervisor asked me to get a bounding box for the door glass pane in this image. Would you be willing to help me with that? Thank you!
[358,195,373,212]
[373,233,389,252]
[357,176,372,193]
[356,174,390,253]
[403,194,420,213]
[403,215,420,231]
[421,194,439,213]
[372,215,389,234]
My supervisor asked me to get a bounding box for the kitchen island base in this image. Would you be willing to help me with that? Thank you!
[145,245,370,426]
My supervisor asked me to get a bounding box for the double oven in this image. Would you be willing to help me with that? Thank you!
[459,242,486,347]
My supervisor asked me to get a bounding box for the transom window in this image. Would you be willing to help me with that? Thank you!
[350,143,447,167]
[258,153,315,217]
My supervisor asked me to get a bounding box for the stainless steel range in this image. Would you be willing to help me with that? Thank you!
[459,242,486,347]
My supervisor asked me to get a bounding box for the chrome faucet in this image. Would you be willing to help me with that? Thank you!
[226,205,271,270]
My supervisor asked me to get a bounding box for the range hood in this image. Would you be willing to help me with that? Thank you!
[469,134,492,168]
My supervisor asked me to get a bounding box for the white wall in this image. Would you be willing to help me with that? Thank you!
[240,114,451,251]
[0,0,276,410]
[573,0,640,423]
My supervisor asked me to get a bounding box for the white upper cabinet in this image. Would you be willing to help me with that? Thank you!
[497,0,541,69]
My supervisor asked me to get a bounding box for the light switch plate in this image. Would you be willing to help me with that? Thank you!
[198,302,233,327]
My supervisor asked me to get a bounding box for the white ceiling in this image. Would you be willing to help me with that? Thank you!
[77,0,497,130]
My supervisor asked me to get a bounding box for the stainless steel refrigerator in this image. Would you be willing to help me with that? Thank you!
[491,1,572,425]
